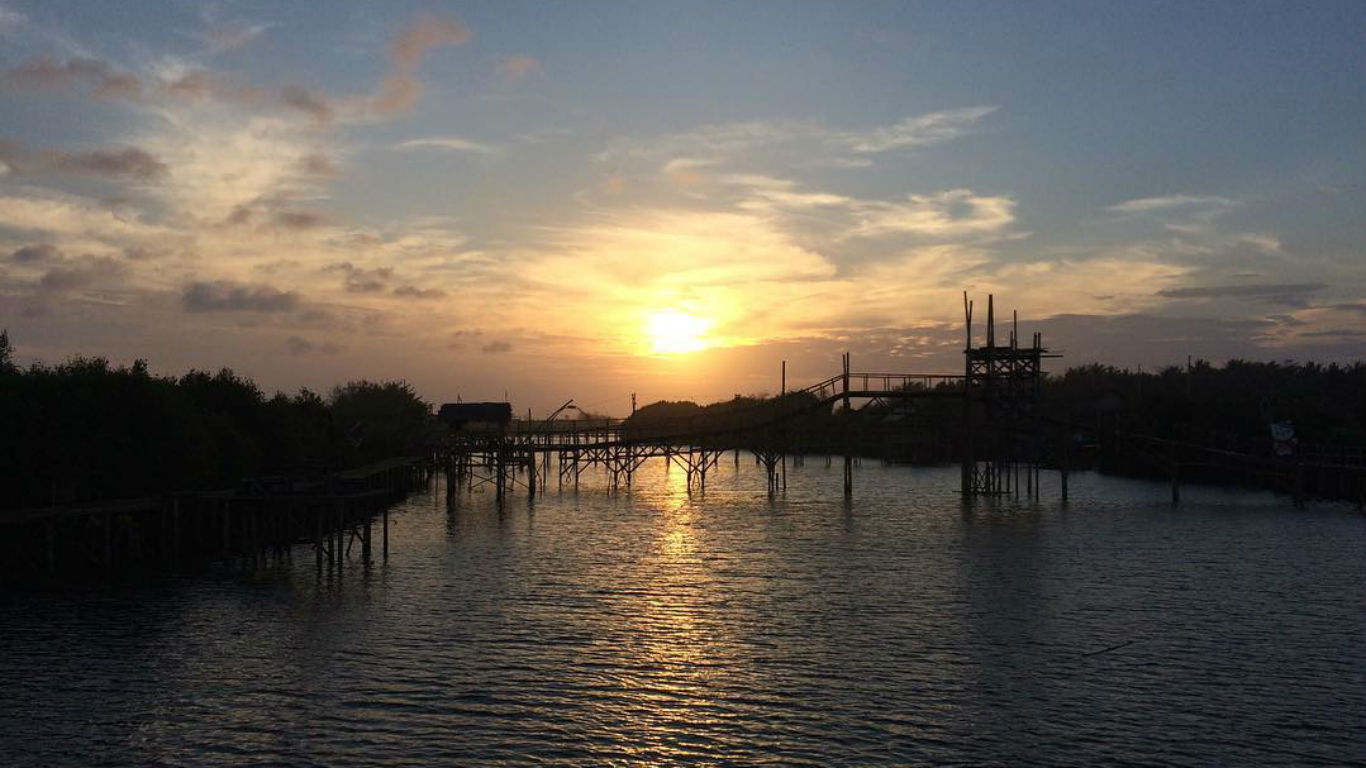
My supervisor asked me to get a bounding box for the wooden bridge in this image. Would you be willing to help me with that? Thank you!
[448,364,974,499]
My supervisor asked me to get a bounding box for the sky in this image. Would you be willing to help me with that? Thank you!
[0,1,1362,415]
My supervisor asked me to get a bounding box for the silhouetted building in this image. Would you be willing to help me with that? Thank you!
[438,402,512,432]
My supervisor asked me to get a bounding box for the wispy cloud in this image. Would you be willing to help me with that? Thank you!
[285,335,340,356]
[203,20,273,54]
[328,262,394,293]
[838,106,997,153]
[0,140,166,179]
[369,12,470,114]
[393,136,497,154]
[182,280,300,312]
[597,106,998,170]
[721,175,1016,242]
[38,256,128,293]
[9,243,58,263]
[849,189,1016,239]
[393,285,447,299]
[497,55,543,82]
[1157,282,1326,306]
[1107,194,1237,214]
[0,191,170,245]
[2,55,142,100]
[136,112,335,222]
[0,4,26,39]
[278,85,333,122]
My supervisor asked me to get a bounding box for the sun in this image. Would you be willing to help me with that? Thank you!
[644,308,710,354]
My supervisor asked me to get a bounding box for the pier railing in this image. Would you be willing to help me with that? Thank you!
[502,371,966,448]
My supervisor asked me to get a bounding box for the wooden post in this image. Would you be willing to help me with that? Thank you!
[382,504,389,560]
[1060,430,1070,502]
[315,505,323,572]
[362,514,372,563]
[334,502,344,569]
[1170,443,1180,506]
[528,449,538,498]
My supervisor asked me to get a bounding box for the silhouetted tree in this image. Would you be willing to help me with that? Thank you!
[330,380,430,464]
[0,334,433,510]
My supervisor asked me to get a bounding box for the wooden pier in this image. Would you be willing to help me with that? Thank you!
[0,457,432,578]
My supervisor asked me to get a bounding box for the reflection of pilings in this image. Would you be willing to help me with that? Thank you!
[667,448,723,495]
[843,351,853,498]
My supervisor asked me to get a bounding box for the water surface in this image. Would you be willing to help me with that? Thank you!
[3,461,1363,766]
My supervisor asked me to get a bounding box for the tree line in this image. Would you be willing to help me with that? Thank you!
[0,331,431,510]
[1042,359,1366,454]
[3,323,1361,509]
[623,358,1366,463]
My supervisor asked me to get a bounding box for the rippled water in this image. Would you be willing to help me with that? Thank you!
[3,461,1363,766]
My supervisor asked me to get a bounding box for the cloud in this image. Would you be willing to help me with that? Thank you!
[2,55,142,100]
[0,140,167,179]
[1301,328,1366,339]
[0,5,24,38]
[393,285,446,299]
[37,256,128,292]
[182,280,300,312]
[371,12,471,114]
[392,136,497,154]
[447,328,483,350]
[204,20,272,53]
[162,69,261,104]
[850,189,1016,239]
[597,106,998,170]
[44,147,166,178]
[0,191,169,243]
[839,106,997,153]
[711,175,1018,252]
[296,153,340,177]
[159,69,334,122]
[1157,282,1326,306]
[122,245,169,261]
[277,85,334,122]
[10,243,58,263]
[598,119,816,165]
[329,262,394,293]
[498,55,543,81]
[1106,195,1237,214]
[271,209,328,230]
[285,335,340,356]
[480,340,512,354]
[137,113,336,222]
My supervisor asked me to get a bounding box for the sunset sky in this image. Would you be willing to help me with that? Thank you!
[1,1,1362,414]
